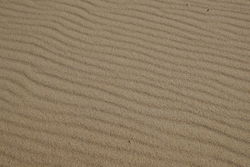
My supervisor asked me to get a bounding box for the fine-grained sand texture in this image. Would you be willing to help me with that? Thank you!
[0,0,250,166]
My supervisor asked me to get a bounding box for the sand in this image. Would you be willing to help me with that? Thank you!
[0,0,250,166]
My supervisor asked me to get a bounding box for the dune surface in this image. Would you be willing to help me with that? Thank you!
[0,0,250,166]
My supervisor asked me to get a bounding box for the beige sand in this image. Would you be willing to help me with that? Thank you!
[0,0,250,166]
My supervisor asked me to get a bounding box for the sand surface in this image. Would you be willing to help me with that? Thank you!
[0,0,250,166]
